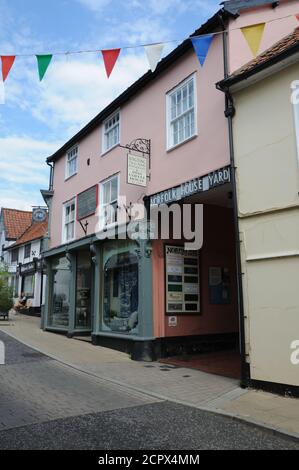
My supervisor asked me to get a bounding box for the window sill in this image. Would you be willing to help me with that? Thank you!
[62,237,76,244]
[101,143,119,157]
[65,172,77,182]
[166,134,198,153]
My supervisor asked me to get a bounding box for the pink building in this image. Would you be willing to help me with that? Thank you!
[41,1,299,382]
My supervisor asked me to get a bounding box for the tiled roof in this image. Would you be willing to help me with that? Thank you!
[11,218,48,248]
[1,208,32,240]
[222,1,277,16]
[232,26,299,77]
[218,27,299,88]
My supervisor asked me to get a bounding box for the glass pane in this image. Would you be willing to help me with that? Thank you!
[111,176,118,202]
[188,80,194,107]
[75,252,92,329]
[103,248,139,334]
[176,90,182,116]
[49,257,71,328]
[103,181,110,204]
[171,94,176,120]
[182,85,188,112]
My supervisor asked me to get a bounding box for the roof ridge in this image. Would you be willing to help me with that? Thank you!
[1,207,32,213]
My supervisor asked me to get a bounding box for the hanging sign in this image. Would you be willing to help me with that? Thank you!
[127,153,147,187]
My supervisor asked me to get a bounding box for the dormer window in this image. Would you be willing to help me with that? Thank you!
[102,111,120,154]
[65,146,78,179]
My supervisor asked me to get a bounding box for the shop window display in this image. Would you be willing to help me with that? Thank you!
[103,243,139,334]
[75,251,92,329]
[49,256,71,328]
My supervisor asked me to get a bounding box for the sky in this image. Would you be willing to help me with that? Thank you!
[0,0,220,210]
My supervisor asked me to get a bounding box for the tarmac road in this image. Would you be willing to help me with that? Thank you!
[0,330,298,450]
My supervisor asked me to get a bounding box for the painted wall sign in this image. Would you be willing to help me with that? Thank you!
[165,245,200,314]
[77,185,98,220]
[150,165,231,206]
[127,153,147,187]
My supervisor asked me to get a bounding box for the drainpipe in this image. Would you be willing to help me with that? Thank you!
[218,12,248,388]
[47,161,54,191]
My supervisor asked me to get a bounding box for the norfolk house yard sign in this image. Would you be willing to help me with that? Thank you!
[150,166,231,206]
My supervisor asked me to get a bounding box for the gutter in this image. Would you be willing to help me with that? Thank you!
[217,41,299,91]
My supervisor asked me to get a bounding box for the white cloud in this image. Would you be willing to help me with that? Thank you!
[0,190,41,211]
[0,135,59,186]
[76,0,111,12]
[25,52,150,135]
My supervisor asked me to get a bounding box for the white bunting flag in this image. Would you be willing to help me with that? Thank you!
[0,81,5,104]
[144,43,164,72]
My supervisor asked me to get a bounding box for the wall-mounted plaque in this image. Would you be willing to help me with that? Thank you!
[77,185,98,220]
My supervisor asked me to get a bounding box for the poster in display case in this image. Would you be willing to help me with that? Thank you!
[165,245,200,314]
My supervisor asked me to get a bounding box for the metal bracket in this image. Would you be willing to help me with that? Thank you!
[119,138,151,181]
[79,219,89,236]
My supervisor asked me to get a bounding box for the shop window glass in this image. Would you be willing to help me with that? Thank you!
[49,256,71,328]
[103,243,138,334]
[23,274,35,297]
[75,251,92,329]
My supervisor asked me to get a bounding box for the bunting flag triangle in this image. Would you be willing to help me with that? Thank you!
[1,55,16,82]
[101,49,121,78]
[191,35,214,66]
[241,23,265,57]
[36,55,53,81]
[144,43,164,72]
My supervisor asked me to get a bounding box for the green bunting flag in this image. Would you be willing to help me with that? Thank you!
[36,54,53,81]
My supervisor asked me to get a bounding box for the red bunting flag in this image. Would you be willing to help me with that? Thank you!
[101,49,121,78]
[1,55,16,81]
[296,13,299,21]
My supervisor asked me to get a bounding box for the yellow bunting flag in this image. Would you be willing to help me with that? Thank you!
[241,23,265,57]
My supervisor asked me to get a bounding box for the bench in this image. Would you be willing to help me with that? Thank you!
[0,311,9,320]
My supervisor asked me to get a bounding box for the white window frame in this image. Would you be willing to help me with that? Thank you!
[62,198,76,243]
[166,74,197,150]
[102,110,120,154]
[99,173,120,230]
[65,145,78,180]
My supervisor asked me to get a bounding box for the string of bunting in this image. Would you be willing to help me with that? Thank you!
[0,12,298,102]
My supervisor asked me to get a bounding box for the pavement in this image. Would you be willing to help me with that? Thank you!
[0,313,299,444]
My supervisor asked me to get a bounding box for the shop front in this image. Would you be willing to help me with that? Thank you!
[17,259,46,315]
[43,164,242,374]
[45,246,93,336]
[43,235,154,359]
